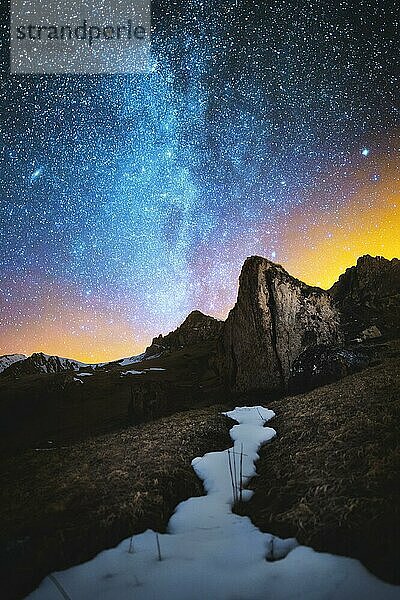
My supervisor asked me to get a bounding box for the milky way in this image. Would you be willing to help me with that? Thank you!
[0,0,399,361]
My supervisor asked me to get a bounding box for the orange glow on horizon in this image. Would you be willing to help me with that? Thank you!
[1,319,145,364]
[281,169,400,289]
[1,165,398,363]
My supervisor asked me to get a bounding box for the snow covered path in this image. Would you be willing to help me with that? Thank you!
[29,406,398,599]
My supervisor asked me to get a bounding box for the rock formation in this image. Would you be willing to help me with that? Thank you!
[329,255,400,338]
[288,344,370,392]
[220,256,342,393]
[145,310,223,357]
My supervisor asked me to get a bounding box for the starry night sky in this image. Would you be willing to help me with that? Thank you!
[0,0,399,361]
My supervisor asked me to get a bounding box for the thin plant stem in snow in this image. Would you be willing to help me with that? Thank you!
[156,533,162,561]
[232,443,238,500]
[239,443,244,503]
[227,448,237,503]
[47,574,71,600]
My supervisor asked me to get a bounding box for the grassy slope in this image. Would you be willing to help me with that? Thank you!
[0,340,225,454]
[0,405,233,600]
[1,338,399,595]
[239,346,400,584]
[0,341,232,598]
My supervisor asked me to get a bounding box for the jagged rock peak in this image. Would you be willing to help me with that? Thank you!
[329,254,400,336]
[220,255,343,393]
[145,310,223,357]
[357,254,398,267]
[330,254,400,299]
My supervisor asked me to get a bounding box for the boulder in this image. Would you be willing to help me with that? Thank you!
[356,325,382,342]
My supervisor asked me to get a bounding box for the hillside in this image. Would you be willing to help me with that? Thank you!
[1,254,399,597]
[239,337,400,584]
[0,340,224,455]
[0,405,233,599]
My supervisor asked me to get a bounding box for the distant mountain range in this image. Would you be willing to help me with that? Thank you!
[0,352,88,378]
[1,255,399,389]
[0,353,27,374]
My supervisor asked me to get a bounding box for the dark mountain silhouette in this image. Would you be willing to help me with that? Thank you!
[144,310,223,357]
[329,254,400,338]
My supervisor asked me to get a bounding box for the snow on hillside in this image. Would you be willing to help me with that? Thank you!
[1,349,152,376]
[117,353,147,366]
[28,406,399,600]
[0,354,26,373]
[120,369,145,376]
[34,354,88,373]
[94,353,149,369]
[120,367,167,377]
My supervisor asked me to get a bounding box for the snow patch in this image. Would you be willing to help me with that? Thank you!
[120,367,166,377]
[120,370,145,376]
[28,405,399,600]
[117,353,147,366]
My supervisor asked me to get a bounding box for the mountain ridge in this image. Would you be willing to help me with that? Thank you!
[0,352,88,378]
[2,254,399,380]
[329,254,400,337]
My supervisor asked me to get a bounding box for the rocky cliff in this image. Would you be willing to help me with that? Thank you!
[145,310,223,357]
[329,255,400,338]
[220,256,342,393]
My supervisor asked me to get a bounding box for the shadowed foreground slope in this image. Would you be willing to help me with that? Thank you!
[0,405,232,599]
[239,340,400,584]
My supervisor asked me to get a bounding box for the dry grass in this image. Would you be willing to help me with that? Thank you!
[238,353,400,584]
[0,404,233,599]
[1,338,399,596]
[0,340,226,455]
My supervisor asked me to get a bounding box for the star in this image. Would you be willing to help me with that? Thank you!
[1,1,399,361]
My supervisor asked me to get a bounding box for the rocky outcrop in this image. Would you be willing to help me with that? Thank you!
[356,325,382,342]
[145,310,223,357]
[220,256,343,393]
[288,344,371,392]
[1,353,86,378]
[329,255,400,338]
